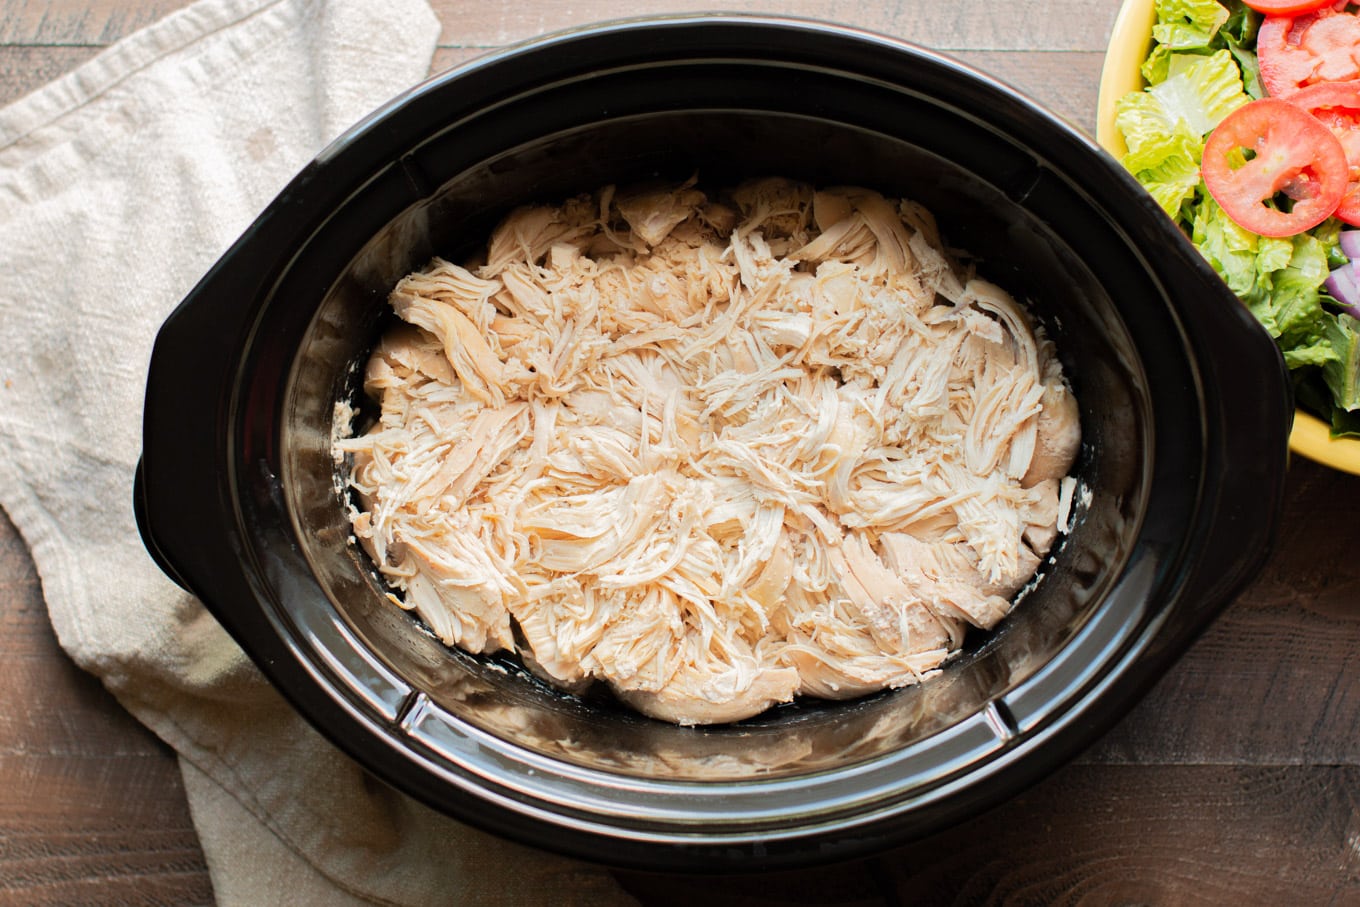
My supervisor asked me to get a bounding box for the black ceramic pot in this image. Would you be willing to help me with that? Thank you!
[136,15,1291,871]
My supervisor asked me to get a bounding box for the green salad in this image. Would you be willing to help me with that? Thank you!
[1114,0,1360,436]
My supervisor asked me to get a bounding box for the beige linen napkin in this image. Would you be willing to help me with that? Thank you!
[0,1,638,903]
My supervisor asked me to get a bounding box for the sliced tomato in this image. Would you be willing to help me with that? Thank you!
[1259,5,1360,98]
[1288,79,1360,224]
[1201,98,1349,236]
[1244,0,1334,15]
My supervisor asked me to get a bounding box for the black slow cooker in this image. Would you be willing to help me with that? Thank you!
[135,16,1291,871]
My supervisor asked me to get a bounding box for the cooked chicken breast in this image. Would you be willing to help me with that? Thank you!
[334,177,1081,725]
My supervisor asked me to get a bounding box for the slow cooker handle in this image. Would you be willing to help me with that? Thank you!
[1158,245,1293,634]
[132,456,191,592]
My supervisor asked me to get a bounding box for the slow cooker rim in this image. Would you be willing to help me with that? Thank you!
[137,14,1291,870]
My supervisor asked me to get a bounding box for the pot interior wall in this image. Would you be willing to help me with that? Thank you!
[284,109,1151,780]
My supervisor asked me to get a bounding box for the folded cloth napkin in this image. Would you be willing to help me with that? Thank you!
[0,1,639,903]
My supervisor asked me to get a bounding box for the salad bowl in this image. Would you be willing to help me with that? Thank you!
[1096,0,1360,476]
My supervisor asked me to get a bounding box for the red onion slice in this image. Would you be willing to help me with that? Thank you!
[1325,261,1360,318]
[1340,229,1360,261]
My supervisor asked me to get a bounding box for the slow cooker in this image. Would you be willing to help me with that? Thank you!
[135,15,1291,870]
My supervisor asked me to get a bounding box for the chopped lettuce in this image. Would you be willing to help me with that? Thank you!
[1267,235,1340,370]
[1154,51,1250,135]
[1190,194,1292,299]
[1141,0,1233,81]
[1323,314,1360,412]
[1115,94,1204,216]
[1114,0,1360,437]
[1217,1,1263,98]
[1121,51,1246,141]
[1116,50,1248,217]
[1193,200,1338,367]
[1216,0,1259,48]
[1150,0,1230,50]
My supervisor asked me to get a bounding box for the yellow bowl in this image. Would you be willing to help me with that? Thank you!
[1096,0,1360,475]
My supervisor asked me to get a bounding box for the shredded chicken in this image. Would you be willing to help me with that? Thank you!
[334,177,1081,725]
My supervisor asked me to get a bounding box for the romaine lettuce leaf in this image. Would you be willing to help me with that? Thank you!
[1116,50,1246,218]
[1141,45,1175,86]
[1117,113,1203,217]
[1153,51,1249,135]
[1191,195,1291,298]
[1190,202,1338,367]
[1150,0,1230,51]
[1115,51,1247,218]
[1217,1,1263,98]
[1254,234,1337,367]
[1217,0,1259,48]
[1323,314,1360,411]
[1115,91,1181,154]
[1139,151,1203,217]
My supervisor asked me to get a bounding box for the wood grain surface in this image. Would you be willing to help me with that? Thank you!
[2,1,1359,905]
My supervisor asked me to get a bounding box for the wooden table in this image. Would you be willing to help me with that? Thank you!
[3,1,1359,904]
